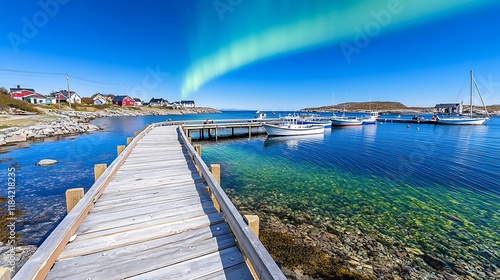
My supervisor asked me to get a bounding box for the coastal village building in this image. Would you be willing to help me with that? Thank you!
[9,85,58,105]
[181,100,195,108]
[435,102,463,114]
[133,98,142,106]
[149,97,167,107]
[50,90,82,104]
[112,95,135,107]
[11,90,48,104]
[93,97,107,105]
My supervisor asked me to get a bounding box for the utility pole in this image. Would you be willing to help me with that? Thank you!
[66,74,71,108]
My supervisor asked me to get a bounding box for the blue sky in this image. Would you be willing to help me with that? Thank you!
[1,0,500,111]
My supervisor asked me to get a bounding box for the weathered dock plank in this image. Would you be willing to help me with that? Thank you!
[15,124,284,280]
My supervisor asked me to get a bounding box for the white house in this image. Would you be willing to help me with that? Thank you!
[181,100,195,108]
[94,97,107,105]
[133,98,142,106]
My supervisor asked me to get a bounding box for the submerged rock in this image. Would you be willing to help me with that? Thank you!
[36,159,58,166]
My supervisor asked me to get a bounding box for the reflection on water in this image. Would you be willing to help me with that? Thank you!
[201,117,500,277]
[264,134,324,149]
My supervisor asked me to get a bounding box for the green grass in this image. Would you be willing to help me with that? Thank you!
[0,94,40,113]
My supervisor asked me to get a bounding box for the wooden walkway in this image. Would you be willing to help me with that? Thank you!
[15,124,284,280]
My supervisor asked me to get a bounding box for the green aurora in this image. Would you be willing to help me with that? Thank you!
[182,0,496,97]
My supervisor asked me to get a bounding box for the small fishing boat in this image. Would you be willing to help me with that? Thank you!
[296,114,332,128]
[331,102,363,126]
[361,111,379,125]
[331,116,363,126]
[264,117,325,136]
[437,70,489,125]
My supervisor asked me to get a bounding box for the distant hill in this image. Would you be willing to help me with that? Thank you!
[301,101,417,112]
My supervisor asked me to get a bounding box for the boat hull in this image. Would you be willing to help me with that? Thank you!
[331,118,363,126]
[436,117,488,125]
[263,124,325,136]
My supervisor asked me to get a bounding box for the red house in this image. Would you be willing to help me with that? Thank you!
[112,95,135,107]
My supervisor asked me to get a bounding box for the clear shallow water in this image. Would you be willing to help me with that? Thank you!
[0,111,498,273]
[199,115,500,271]
[0,112,241,245]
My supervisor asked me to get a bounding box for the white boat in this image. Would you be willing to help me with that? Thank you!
[331,116,363,126]
[296,114,332,128]
[435,117,487,125]
[437,70,489,125]
[263,117,325,136]
[254,112,267,120]
[331,102,363,126]
[361,111,379,125]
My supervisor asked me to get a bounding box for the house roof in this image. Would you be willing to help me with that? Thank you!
[133,98,141,102]
[435,103,461,108]
[181,100,195,104]
[149,98,165,103]
[113,95,132,101]
[10,86,35,92]
[25,92,47,99]
[11,90,35,98]
[51,90,80,98]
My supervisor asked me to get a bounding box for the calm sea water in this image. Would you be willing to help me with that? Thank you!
[0,111,498,271]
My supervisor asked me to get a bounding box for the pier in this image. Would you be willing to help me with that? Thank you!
[14,123,284,279]
[175,118,275,140]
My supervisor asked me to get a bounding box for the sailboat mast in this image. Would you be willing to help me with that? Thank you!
[470,70,473,116]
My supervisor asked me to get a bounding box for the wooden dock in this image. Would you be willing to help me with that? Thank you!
[179,119,269,140]
[14,124,284,279]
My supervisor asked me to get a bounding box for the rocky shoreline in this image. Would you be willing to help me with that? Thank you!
[229,194,499,280]
[0,107,221,147]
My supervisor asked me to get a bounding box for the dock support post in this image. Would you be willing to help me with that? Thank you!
[249,126,251,138]
[244,215,260,238]
[210,164,220,184]
[65,188,84,213]
[117,145,125,155]
[187,137,192,145]
[94,164,107,181]
[134,131,139,137]
[195,145,201,157]
[209,164,221,212]
[215,127,218,141]
[126,137,133,145]
[232,127,234,136]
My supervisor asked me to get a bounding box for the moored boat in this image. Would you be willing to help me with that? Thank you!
[436,70,489,125]
[361,111,379,125]
[331,116,363,126]
[435,116,488,125]
[264,117,325,136]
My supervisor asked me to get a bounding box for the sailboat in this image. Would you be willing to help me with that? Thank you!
[437,70,489,125]
[331,104,362,126]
